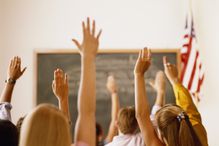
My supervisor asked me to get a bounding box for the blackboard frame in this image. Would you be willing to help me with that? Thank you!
[34,48,181,135]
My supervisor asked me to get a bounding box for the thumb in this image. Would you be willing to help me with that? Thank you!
[149,80,156,89]
[21,67,27,75]
[72,39,81,49]
[163,56,168,66]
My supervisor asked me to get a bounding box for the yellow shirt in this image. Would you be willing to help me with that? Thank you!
[173,83,208,146]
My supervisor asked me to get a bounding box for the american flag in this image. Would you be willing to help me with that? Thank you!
[180,12,204,102]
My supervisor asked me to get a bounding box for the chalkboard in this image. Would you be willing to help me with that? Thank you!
[35,49,180,136]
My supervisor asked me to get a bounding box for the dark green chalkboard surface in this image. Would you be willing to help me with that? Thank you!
[35,49,180,136]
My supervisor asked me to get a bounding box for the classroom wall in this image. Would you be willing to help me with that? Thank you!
[193,0,219,145]
[0,0,218,145]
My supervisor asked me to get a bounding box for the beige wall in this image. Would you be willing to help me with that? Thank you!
[0,0,218,145]
[193,0,219,145]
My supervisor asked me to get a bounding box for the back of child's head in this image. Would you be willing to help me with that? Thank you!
[156,104,202,146]
[118,106,138,134]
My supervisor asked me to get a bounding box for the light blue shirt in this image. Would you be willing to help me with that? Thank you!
[0,102,12,121]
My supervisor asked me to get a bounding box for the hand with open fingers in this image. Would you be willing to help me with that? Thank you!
[106,75,118,94]
[8,56,26,81]
[52,69,69,101]
[149,71,166,93]
[134,47,151,75]
[72,17,102,58]
[163,56,179,85]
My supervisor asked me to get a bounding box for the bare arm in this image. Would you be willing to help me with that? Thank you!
[52,68,70,122]
[0,56,26,103]
[72,18,101,146]
[105,75,119,142]
[134,48,164,146]
[149,71,166,107]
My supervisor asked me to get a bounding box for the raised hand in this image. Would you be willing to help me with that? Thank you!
[149,71,166,93]
[8,56,26,81]
[72,17,102,58]
[52,69,70,121]
[52,69,69,101]
[1,56,26,103]
[163,56,179,85]
[134,47,151,76]
[106,75,118,94]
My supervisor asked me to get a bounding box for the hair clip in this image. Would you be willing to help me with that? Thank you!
[177,112,188,122]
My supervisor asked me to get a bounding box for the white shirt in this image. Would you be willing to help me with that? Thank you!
[0,102,12,121]
[105,133,145,146]
[105,105,161,146]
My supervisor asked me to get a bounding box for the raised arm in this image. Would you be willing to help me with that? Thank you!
[1,56,26,103]
[72,18,101,146]
[149,71,166,123]
[105,75,119,142]
[52,68,70,122]
[162,56,202,124]
[149,71,166,107]
[134,48,163,146]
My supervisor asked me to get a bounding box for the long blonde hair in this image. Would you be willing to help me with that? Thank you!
[19,103,71,146]
[155,104,202,146]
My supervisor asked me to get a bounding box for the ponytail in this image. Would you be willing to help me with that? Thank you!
[156,104,202,146]
[179,115,202,146]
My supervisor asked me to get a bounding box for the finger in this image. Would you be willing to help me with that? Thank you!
[87,17,90,34]
[143,47,148,58]
[163,56,168,66]
[72,39,81,50]
[11,57,15,68]
[149,80,155,89]
[17,57,21,64]
[52,80,55,90]
[13,56,18,68]
[21,67,27,75]
[148,48,151,60]
[10,59,13,68]
[54,69,58,81]
[92,20,95,36]
[65,74,68,86]
[82,21,86,37]
[141,48,145,60]
[138,49,142,60]
[96,29,102,40]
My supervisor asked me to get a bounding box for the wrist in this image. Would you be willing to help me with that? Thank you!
[170,78,180,85]
[134,73,144,78]
[157,90,165,94]
[111,92,118,96]
[5,78,16,85]
[81,54,96,60]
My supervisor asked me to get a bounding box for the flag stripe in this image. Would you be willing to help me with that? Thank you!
[180,12,204,101]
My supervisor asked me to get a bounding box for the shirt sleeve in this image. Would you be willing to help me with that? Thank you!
[173,83,201,124]
[150,105,161,127]
[0,102,12,121]
[173,83,208,146]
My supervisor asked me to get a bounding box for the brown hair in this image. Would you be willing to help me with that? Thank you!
[155,104,202,146]
[118,106,138,134]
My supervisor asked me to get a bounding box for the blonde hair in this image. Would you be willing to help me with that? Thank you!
[19,103,71,146]
[118,106,138,134]
[155,104,202,146]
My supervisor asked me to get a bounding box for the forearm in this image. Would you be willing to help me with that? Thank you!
[0,83,15,103]
[111,93,119,121]
[134,74,150,118]
[77,56,96,116]
[154,91,165,107]
[59,98,70,121]
[105,93,119,142]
